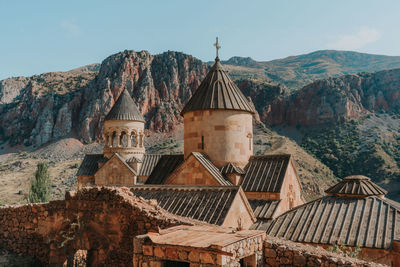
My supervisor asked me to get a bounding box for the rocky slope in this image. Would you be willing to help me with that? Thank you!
[222,50,400,90]
[0,50,208,148]
[264,69,400,200]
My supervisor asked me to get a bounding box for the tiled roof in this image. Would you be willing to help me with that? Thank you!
[145,154,185,184]
[325,175,387,197]
[146,225,265,249]
[267,195,400,249]
[181,58,255,115]
[105,89,144,122]
[241,154,291,193]
[76,154,107,176]
[250,220,274,231]
[249,200,281,231]
[250,199,281,220]
[130,185,242,225]
[191,152,232,186]
[220,162,245,175]
[126,156,142,163]
[138,154,163,176]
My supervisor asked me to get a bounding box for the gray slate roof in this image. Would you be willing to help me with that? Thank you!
[250,199,281,220]
[130,185,241,225]
[325,175,387,197]
[181,58,255,115]
[267,195,400,249]
[241,154,291,193]
[77,154,107,176]
[105,89,144,122]
[126,156,142,163]
[221,163,245,175]
[145,154,185,184]
[191,152,232,186]
[249,200,281,231]
[138,154,163,176]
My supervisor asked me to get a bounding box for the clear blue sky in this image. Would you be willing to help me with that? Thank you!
[1,0,400,79]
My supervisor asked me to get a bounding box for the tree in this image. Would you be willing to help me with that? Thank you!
[28,162,51,203]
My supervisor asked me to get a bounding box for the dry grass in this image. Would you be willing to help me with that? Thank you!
[0,154,79,205]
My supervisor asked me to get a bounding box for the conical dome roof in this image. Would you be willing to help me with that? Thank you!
[325,175,387,197]
[105,89,144,122]
[181,58,255,115]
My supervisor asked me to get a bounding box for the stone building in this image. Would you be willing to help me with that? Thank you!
[72,43,400,265]
[76,52,305,231]
[266,175,400,265]
[77,90,162,188]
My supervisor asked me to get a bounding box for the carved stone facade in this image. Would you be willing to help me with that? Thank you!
[103,120,145,161]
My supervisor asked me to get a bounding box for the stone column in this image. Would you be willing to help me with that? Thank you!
[127,134,132,147]
[116,132,121,147]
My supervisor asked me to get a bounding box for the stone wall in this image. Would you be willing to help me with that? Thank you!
[184,110,253,168]
[0,187,196,266]
[263,236,386,267]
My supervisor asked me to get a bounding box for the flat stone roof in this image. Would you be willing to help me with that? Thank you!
[146,225,265,249]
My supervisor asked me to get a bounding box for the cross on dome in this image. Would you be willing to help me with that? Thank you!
[214,37,221,59]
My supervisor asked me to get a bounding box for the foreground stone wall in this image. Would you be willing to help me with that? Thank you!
[264,236,386,267]
[0,187,196,266]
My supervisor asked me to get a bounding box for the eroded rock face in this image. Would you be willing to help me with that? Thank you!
[78,50,208,143]
[0,51,208,147]
[265,69,400,126]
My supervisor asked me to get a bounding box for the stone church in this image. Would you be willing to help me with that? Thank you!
[75,45,400,265]
[77,53,304,230]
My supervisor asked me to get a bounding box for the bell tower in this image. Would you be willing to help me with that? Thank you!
[181,38,255,168]
[103,89,145,161]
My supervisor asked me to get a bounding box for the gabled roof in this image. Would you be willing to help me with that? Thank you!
[126,156,142,163]
[138,154,163,176]
[105,89,144,122]
[145,154,185,184]
[266,195,400,249]
[220,162,245,175]
[241,154,291,193]
[250,199,281,220]
[325,175,387,197]
[98,153,137,176]
[130,185,246,225]
[77,154,107,176]
[249,200,281,230]
[180,58,255,115]
[191,152,232,186]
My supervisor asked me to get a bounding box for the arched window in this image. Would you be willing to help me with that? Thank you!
[120,131,128,147]
[112,132,117,147]
[131,132,137,147]
[105,135,109,147]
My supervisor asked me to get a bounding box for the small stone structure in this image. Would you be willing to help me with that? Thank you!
[134,225,265,267]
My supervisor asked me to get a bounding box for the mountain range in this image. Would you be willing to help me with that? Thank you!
[1,49,400,202]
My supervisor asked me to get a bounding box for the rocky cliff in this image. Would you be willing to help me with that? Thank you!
[0,50,208,147]
[265,68,400,126]
[263,69,400,200]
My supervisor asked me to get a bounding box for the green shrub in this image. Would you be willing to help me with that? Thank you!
[28,162,51,203]
[327,243,361,258]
